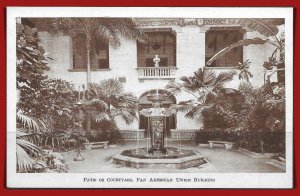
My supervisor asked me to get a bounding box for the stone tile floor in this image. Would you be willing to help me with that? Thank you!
[64,140,284,173]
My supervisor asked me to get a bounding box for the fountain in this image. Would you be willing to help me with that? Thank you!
[112,88,207,169]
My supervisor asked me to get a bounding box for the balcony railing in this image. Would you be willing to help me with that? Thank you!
[137,67,177,79]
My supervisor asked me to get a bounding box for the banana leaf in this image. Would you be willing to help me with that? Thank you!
[206,38,269,66]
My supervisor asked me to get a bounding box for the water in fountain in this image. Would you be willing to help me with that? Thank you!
[112,89,207,169]
[111,56,207,169]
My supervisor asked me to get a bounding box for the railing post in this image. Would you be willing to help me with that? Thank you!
[138,67,176,79]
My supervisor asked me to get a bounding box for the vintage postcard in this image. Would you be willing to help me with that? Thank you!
[6,7,293,188]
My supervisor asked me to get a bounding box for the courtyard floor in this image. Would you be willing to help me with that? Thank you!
[64,140,284,173]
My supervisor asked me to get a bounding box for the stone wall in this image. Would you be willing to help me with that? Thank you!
[119,129,198,141]
[119,130,145,140]
[170,129,198,140]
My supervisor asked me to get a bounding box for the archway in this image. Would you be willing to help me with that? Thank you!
[138,89,176,137]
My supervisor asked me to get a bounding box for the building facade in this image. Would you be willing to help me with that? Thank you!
[30,18,282,139]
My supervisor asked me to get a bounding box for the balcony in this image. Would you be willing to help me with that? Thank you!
[137,67,177,80]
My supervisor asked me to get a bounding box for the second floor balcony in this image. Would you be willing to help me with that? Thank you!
[137,67,177,80]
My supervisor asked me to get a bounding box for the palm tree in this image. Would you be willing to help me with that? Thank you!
[16,132,43,172]
[166,68,236,119]
[50,18,145,131]
[86,78,138,126]
[16,111,44,172]
[236,59,253,83]
[51,18,145,89]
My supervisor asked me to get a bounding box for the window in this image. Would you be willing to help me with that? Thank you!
[137,31,176,67]
[72,33,109,70]
[205,28,244,67]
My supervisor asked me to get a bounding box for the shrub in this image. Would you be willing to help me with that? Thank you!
[195,129,240,144]
[237,131,285,153]
[195,129,285,153]
[85,129,123,144]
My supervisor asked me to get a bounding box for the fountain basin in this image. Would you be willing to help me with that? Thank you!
[112,147,207,169]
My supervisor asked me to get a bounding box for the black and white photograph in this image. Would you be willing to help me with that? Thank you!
[6,7,293,188]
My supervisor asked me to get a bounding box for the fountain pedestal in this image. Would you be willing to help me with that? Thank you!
[149,117,166,154]
[112,90,208,169]
[142,91,170,154]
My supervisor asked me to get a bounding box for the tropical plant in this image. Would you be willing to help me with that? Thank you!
[16,131,43,172]
[16,112,69,172]
[16,112,45,172]
[16,22,50,92]
[246,83,285,132]
[18,79,77,131]
[35,151,69,173]
[17,75,77,152]
[50,18,146,87]
[206,19,285,83]
[166,68,236,119]
[206,38,269,66]
[236,59,253,83]
[228,19,284,41]
[86,78,138,126]
[227,18,284,54]
[17,110,45,132]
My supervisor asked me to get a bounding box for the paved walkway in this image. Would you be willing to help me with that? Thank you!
[64,140,284,173]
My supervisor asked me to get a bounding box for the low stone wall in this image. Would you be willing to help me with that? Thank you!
[119,130,145,140]
[170,129,199,140]
[119,129,198,140]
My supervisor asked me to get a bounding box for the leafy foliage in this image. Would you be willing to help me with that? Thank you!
[18,79,77,131]
[245,84,285,132]
[86,78,138,125]
[16,23,50,91]
[263,57,278,70]
[206,19,285,84]
[17,110,45,133]
[206,38,268,66]
[49,18,146,85]
[16,113,68,173]
[236,59,253,82]
[194,82,285,154]
[85,128,123,145]
[201,81,285,133]
[50,18,146,48]
[166,68,236,119]
[227,19,284,37]
[16,22,69,172]
[16,131,43,172]
[195,130,285,153]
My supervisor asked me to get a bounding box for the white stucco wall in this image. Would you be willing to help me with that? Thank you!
[176,26,206,78]
[38,24,280,131]
[243,31,278,87]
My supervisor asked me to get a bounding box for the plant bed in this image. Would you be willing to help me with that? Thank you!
[266,159,286,171]
[238,148,272,159]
